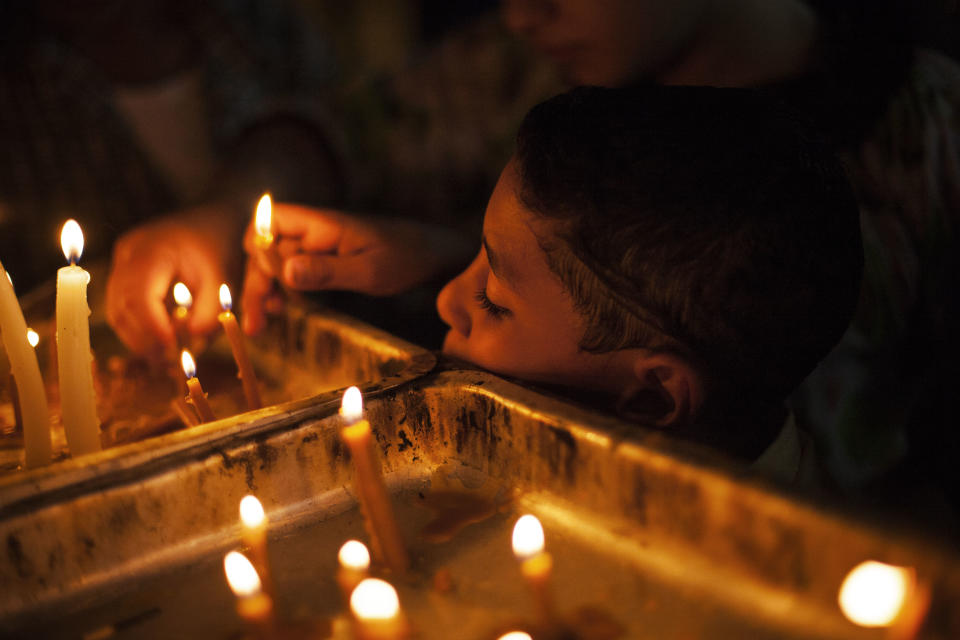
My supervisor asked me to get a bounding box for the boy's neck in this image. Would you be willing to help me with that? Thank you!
[655,0,819,88]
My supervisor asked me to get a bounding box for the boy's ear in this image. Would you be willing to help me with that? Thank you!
[618,352,705,429]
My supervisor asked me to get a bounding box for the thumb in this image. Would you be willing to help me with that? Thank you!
[283,253,378,293]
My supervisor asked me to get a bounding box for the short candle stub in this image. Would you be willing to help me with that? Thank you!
[512,515,546,560]
[224,551,262,598]
[60,219,84,266]
[339,540,371,571]
[350,578,400,621]
[839,560,915,627]
[181,350,197,379]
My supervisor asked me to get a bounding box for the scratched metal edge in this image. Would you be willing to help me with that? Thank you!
[0,304,436,514]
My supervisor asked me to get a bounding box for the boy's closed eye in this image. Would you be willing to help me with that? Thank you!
[475,287,511,319]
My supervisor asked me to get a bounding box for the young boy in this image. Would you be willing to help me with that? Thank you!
[242,86,862,476]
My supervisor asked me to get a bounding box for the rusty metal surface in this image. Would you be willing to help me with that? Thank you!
[0,302,435,514]
[2,360,958,639]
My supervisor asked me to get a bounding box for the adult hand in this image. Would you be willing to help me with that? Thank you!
[241,203,472,335]
[106,207,235,358]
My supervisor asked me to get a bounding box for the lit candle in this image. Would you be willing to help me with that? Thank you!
[497,633,533,640]
[350,578,410,640]
[171,282,193,349]
[337,540,371,604]
[838,560,930,639]
[0,265,51,467]
[239,495,273,600]
[340,386,409,575]
[223,551,275,636]
[512,514,554,626]
[10,329,41,436]
[180,350,216,423]
[56,220,102,456]
[253,194,283,275]
[218,284,262,410]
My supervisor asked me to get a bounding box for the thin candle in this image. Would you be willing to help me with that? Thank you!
[181,350,216,423]
[56,220,102,456]
[239,495,273,600]
[512,514,554,626]
[0,264,51,467]
[171,282,193,349]
[337,540,371,604]
[218,285,262,410]
[223,551,275,635]
[350,578,409,640]
[253,194,282,274]
[340,386,409,575]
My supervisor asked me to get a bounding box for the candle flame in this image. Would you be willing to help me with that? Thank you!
[497,633,533,640]
[350,578,400,621]
[839,560,913,627]
[239,495,265,528]
[26,329,39,348]
[60,219,84,264]
[512,515,545,560]
[223,551,262,598]
[255,194,273,240]
[172,282,193,309]
[219,283,233,311]
[181,350,197,379]
[338,540,371,571]
[341,386,363,424]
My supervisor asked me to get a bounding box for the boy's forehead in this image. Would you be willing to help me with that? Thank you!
[483,163,553,292]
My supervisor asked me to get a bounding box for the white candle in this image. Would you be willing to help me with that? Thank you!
[0,264,51,467]
[56,219,102,456]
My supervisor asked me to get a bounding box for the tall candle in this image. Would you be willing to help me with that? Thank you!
[340,387,409,575]
[218,284,262,410]
[181,350,216,423]
[56,220,101,456]
[512,515,554,626]
[0,265,51,467]
[239,495,273,600]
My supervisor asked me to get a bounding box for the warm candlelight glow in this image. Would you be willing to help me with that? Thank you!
[181,350,197,379]
[350,578,400,621]
[5,271,11,286]
[255,194,273,240]
[219,283,233,311]
[838,560,914,627]
[339,540,371,571]
[497,633,533,640]
[224,551,262,598]
[26,329,39,348]
[512,515,545,560]
[239,495,265,528]
[60,219,84,264]
[173,282,193,309]
[341,386,363,424]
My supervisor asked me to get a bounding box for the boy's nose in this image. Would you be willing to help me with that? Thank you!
[436,277,471,339]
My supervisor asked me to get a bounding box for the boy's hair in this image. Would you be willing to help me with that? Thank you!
[515,86,862,415]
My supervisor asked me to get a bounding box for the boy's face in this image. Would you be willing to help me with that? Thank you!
[437,160,626,391]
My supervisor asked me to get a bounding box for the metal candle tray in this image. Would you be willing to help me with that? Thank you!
[2,323,959,638]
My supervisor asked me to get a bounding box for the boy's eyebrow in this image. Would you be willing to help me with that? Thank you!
[482,235,517,289]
